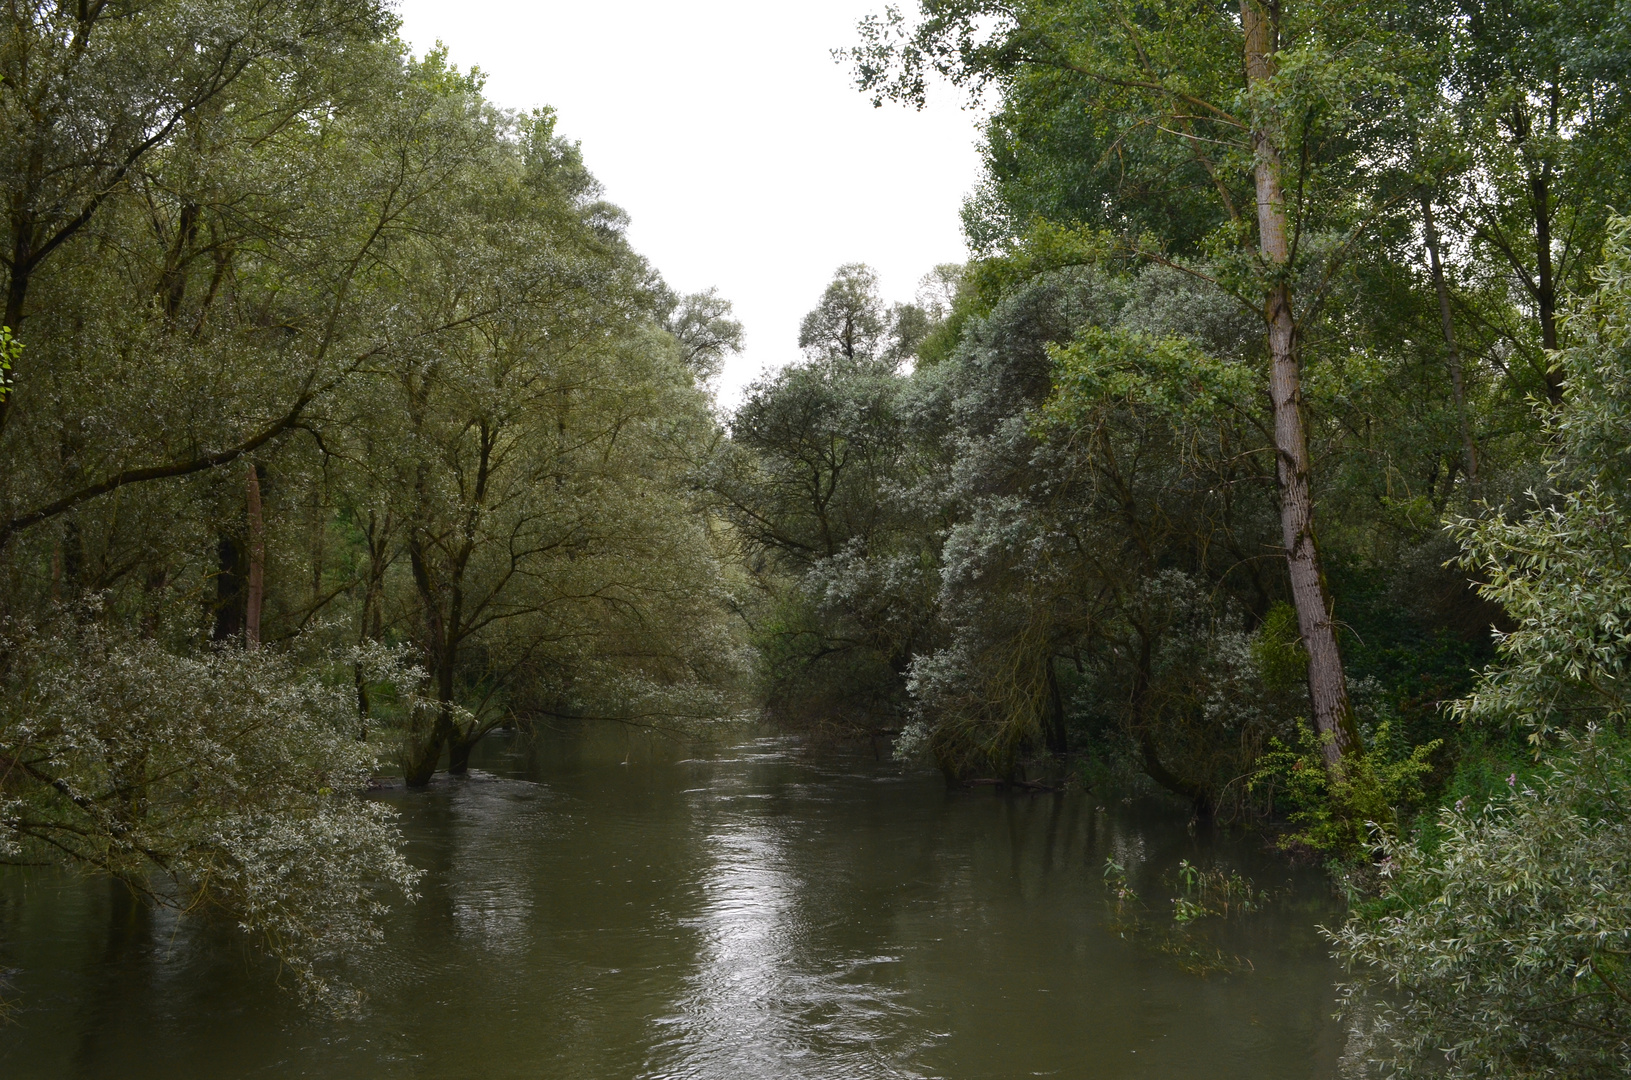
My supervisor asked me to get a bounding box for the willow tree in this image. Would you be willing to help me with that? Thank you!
[0,0,390,446]
[0,9,464,581]
[304,79,743,784]
[708,264,945,726]
[845,0,1427,763]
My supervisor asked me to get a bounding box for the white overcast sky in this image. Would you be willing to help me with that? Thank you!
[392,0,984,404]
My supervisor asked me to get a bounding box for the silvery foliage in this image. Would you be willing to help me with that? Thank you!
[1329,730,1631,1079]
[664,288,744,387]
[1452,219,1631,740]
[901,270,1123,765]
[902,263,1278,776]
[710,266,951,722]
[0,613,421,1011]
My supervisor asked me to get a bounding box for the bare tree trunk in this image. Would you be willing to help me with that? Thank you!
[1531,162,1562,403]
[244,465,265,649]
[1421,193,1478,485]
[1242,0,1360,766]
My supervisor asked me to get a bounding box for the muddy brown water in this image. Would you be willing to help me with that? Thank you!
[0,728,1348,1078]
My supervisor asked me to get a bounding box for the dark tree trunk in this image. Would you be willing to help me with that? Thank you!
[59,518,84,593]
[159,203,198,322]
[1531,168,1563,403]
[401,729,444,788]
[1242,0,1360,768]
[0,226,32,440]
[353,662,371,741]
[447,735,475,775]
[1130,636,1211,817]
[1422,193,1479,485]
[244,465,265,649]
[1044,659,1067,757]
[213,533,246,643]
[404,526,457,787]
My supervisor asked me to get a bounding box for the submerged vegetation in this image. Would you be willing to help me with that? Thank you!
[3,0,1631,1072]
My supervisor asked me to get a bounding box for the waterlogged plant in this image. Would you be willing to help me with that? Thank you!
[1103,857,1139,911]
[1252,720,1439,860]
[0,613,421,1011]
[1103,856,1256,975]
[1170,860,1265,924]
[1330,730,1631,1078]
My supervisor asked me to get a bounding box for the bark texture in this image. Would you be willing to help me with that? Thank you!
[1242,0,1361,765]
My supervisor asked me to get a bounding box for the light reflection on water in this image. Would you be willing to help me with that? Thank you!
[0,729,1347,1079]
[651,750,924,1080]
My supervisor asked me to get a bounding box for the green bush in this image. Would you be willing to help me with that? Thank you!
[1253,719,1439,860]
[1330,730,1631,1078]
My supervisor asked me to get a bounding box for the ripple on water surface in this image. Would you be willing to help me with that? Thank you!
[0,728,1346,1079]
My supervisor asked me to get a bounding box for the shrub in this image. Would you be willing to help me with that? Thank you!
[1329,730,1631,1078]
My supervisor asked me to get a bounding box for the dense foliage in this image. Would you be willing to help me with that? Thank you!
[1329,222,1631,1076]
[0,1,743,1004]
[6,0,1631,1061]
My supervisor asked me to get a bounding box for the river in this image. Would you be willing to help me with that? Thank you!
[1,727,1348,1078]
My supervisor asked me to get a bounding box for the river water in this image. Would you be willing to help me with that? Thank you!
[1,728,1348,1078]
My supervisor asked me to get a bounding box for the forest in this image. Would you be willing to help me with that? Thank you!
[2,0,1629,1076]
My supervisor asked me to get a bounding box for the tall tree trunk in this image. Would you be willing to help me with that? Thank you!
[447,733,477,775]
[244,465,265,649]
[1242,0,1360,766]
[0,235,30,441]
[401,665,455,787]
[404,525,456,787]
[353,513,388,741]
[1421,193,1479,485]
[1531,162,1562,403]
[212,532,246,642]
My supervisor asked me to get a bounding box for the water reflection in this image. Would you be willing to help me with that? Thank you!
[445,776,548,954]
[0,728,1347,1079]
[653,741,920,1079]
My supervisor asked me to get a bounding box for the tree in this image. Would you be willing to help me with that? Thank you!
[709,265,945,726]
[1440,0,1631,403]
[665,287,744,387]
[1452,217,1631,738]
[0,31,488,566]
[1329,217,1631,1077]
[846,0,1398,764]
[0,0,391,440]
[1332,732,1631,1078]
[0,11,749,1006]
[0,610,420,1011]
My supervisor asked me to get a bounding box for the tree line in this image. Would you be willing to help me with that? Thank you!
[4,0,1631,1069]
[0,0,744,1007]
[705,0,1631,1072]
